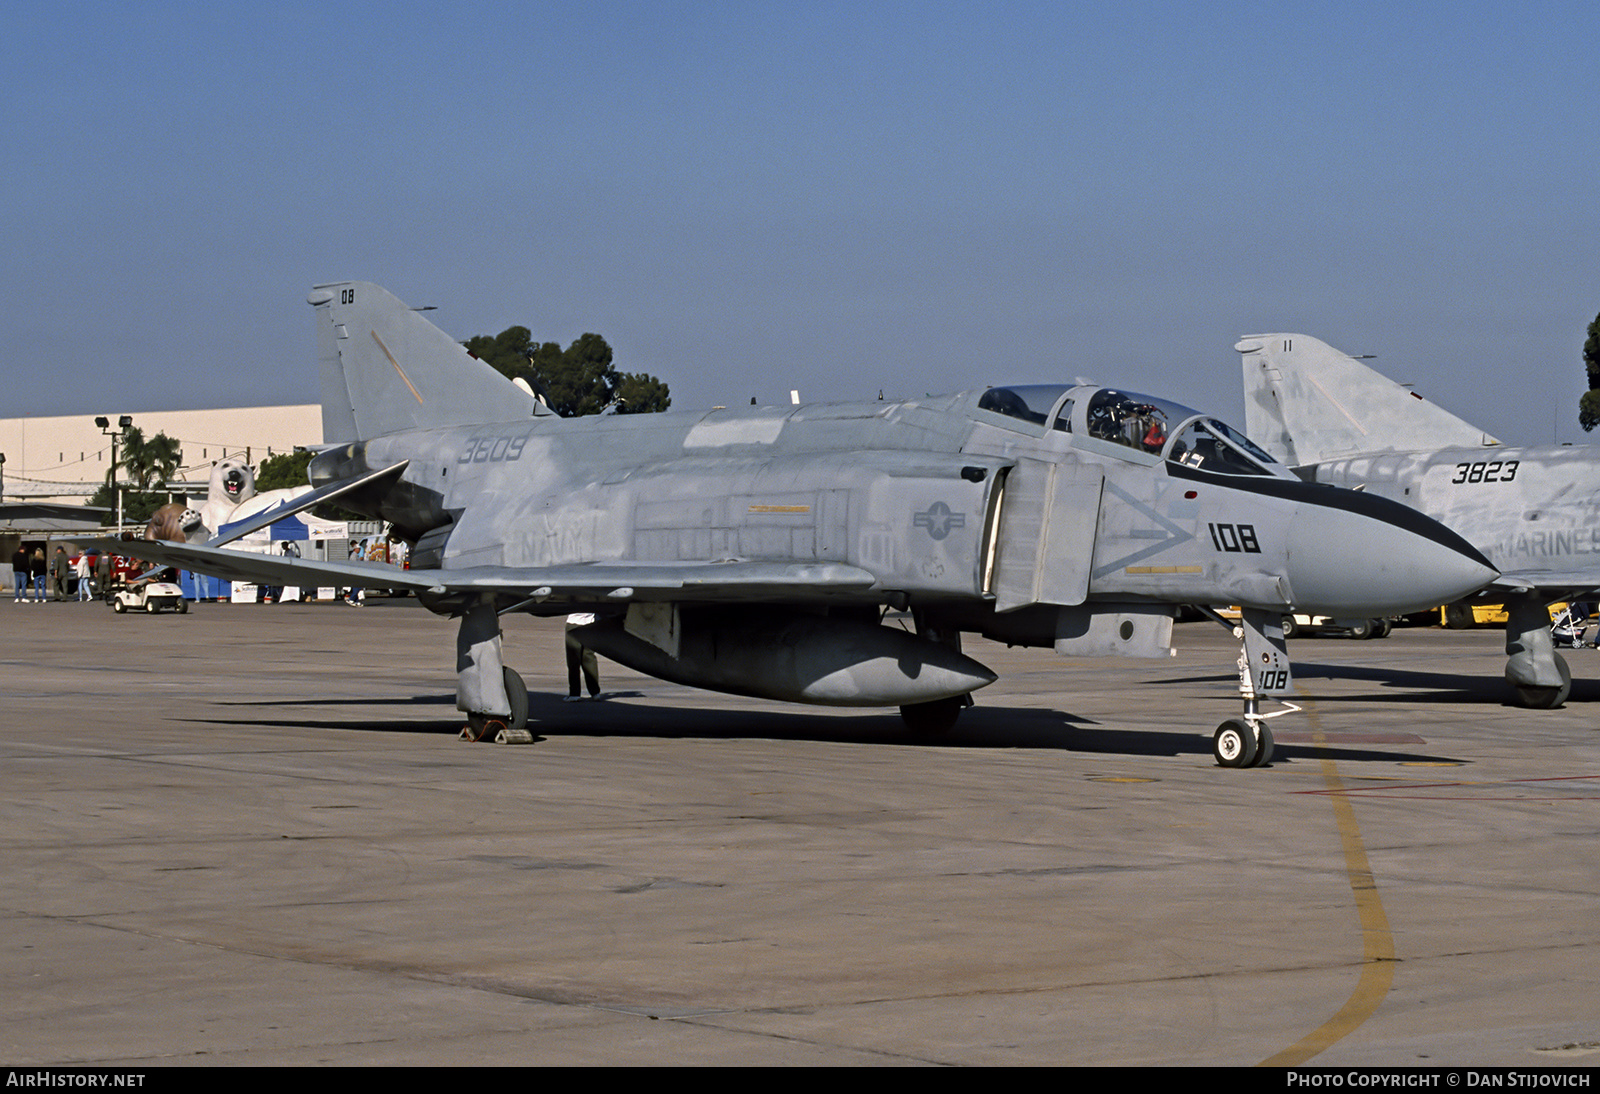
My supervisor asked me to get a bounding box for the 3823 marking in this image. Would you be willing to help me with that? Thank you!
[1451,459,1518,484]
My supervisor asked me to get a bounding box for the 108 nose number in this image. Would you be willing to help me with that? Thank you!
[1208,522,1261,553]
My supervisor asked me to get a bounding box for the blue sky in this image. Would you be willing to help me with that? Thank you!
[4,1,1598,445]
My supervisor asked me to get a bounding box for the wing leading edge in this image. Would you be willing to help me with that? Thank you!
[96,537,879,604]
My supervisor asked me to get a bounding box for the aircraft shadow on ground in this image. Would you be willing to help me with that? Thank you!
[191,694,1100,749]
[186,692,1458,765]
[1154,660,1600,706]
[1289,660,1600,706]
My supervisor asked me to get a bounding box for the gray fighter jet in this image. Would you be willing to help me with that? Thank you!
[120,285,1496,766]
[1240,332,1592,707]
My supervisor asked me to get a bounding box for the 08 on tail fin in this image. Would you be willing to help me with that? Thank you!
[309,281,537,443]
[1237,333,1499,467]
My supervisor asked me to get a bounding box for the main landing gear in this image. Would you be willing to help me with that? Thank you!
[462,666,529,742]
[456,598,531,742]
[1505,595,1572,709]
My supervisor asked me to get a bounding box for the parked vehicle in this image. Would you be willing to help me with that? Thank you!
[1440,601,1511,629]
[1279,613,1391,640]
[109,580,187,614]
[1215,606,1391,640]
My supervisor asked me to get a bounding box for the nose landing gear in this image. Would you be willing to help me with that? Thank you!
[1200,606,1299,768]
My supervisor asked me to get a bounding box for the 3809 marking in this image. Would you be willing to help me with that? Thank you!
[458,435,528,464]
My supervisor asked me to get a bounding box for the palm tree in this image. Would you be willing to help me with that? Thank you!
[143,432,183,492]
[118,427,183,491]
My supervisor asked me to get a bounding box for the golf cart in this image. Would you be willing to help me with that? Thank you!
[110,578,188,614]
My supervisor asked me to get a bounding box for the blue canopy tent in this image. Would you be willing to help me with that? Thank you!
[180,514,313,600]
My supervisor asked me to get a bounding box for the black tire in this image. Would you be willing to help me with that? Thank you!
[1444,602,1474,630]
[112,598,126,614]
[503,667,529,731]
[1513,653,1572,709]
[1280,615,1297,640]
[1346,620,1372,640]
[1213,719,1258,768]
[1253,723,1275,767]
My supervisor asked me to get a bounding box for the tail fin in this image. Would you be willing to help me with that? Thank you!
[1237,333,1499,466]
[310,281,537,442]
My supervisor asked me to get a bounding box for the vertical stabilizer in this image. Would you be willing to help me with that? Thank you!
[1237,333,1499,466]
[309,281,537,442]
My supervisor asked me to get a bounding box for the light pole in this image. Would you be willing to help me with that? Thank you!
[95,415,133,529]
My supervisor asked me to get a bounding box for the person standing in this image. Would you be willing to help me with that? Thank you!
[11,546,27,602]
[277,540,301,603]
[564,613,602,701]
[30,547,47,602]
[50,546,70,601]
[95,551,112,602]
[75,551,94,601]
[344,541,365,606]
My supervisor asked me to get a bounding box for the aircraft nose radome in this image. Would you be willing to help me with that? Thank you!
[1285,499,1497,616]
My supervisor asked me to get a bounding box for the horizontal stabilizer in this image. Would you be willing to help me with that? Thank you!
[1238,333,1499,466]
[208,461,410,548]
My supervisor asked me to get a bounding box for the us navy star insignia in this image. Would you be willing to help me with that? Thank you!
[913,501,966,541]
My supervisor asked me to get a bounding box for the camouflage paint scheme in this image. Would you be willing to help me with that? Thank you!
[1241,332,1591,707]
[116,286,1496,759]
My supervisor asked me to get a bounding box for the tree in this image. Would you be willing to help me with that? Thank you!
[614,370,672,414]
[87,481,170,526]
[256,450,362,521]
[1581,312,1600,431]
[88,428,184,525]
[462,326,536,379]
[256,450,313,492]
[118,426,183,491]
[464,327,671,416]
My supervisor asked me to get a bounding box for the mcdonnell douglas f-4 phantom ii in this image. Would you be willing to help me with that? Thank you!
[123,284,1496,766]
[1241,332,1598,708]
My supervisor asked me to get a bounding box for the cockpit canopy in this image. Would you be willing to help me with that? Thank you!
[974,384,1066,428]
[976,384,1285,477]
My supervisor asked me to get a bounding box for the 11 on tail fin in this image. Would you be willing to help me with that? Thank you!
[1237,333,1499,467]
[310,281,537,442]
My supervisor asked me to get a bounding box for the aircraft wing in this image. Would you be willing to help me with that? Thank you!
[0,501,112,523]
[1490,571,1600,598]
[91,537,880,603]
